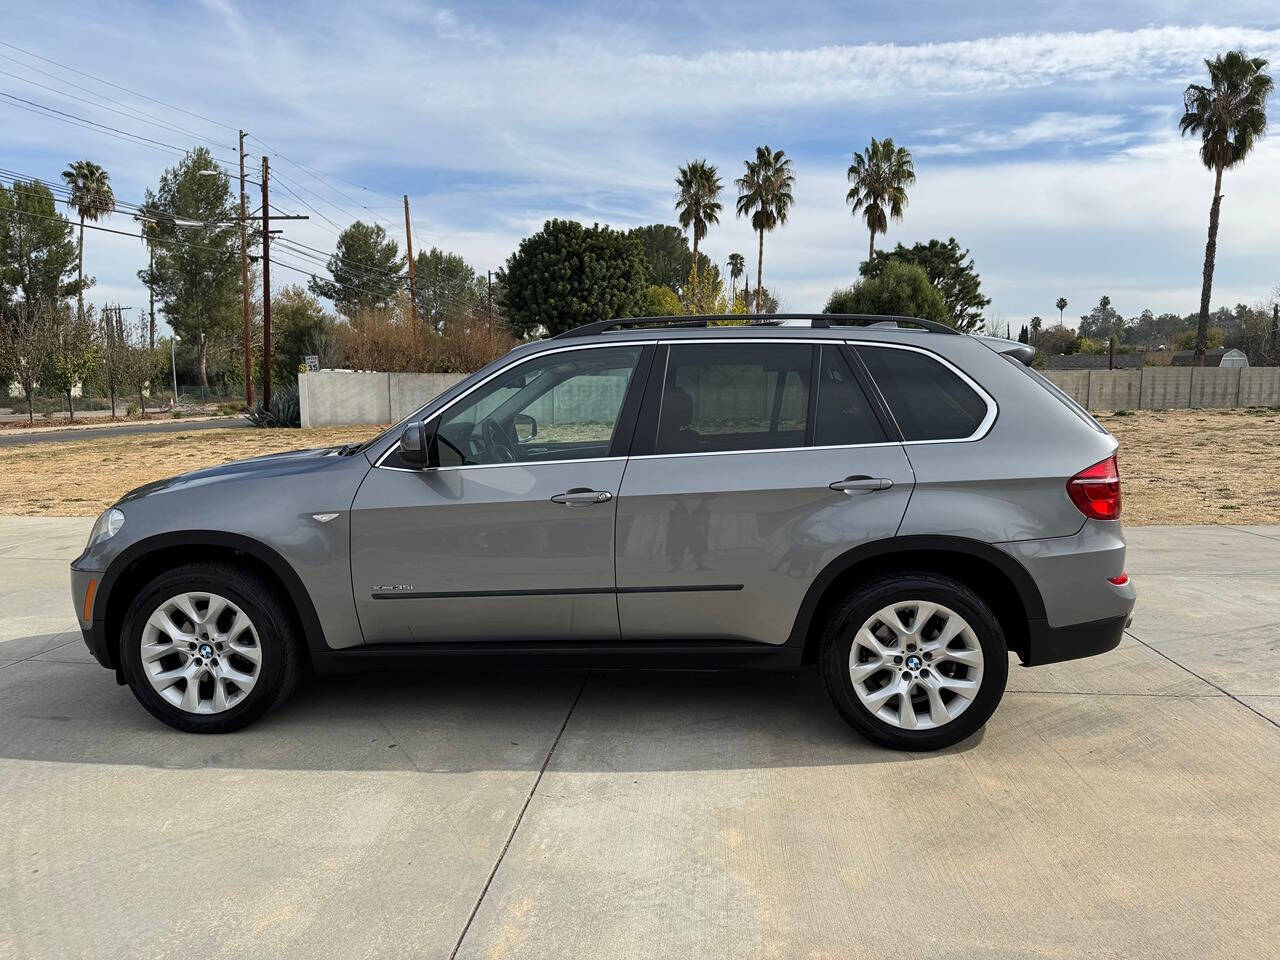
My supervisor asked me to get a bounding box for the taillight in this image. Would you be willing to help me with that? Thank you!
[1067,454,1121,520]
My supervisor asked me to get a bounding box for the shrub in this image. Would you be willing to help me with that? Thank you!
[823,261,948,325]
[245,385,301,428]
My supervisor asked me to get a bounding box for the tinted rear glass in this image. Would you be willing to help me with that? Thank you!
[814,346,887,446]
[657,342,811,454]
[857,346,988,441]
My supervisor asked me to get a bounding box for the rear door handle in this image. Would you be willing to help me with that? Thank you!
[551,488,613,506]
[830,475,893,494]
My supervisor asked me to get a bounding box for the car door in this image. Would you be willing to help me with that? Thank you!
[350,343,651,644]
[614,339,915,646]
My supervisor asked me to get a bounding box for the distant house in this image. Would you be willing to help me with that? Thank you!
[1043,353,1146,370]
[1171,348,1249,367]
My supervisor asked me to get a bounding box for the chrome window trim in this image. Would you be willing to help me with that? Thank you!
[848,340,997,444]
[374,333,997,470]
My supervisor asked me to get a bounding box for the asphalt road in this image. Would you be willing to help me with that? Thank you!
[0,416,250,447]
[2,519,1279,959]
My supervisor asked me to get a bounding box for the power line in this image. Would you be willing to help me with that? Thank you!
[0,91,240,170]
[4,170,402,291]
[2,205,413,307]
[247,132,403,230]
[0,39,238,132]
[0,64,235,151]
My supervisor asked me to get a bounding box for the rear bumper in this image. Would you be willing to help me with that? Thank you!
[1023,612,1130,667]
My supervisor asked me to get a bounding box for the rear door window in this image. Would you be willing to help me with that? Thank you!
[813,346,888,446]
[856,345,989,441]
[655,342,811,454]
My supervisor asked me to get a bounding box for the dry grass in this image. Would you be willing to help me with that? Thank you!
[1100,407,1280,525]
[0,408,1277,524]
[0,426,380,516]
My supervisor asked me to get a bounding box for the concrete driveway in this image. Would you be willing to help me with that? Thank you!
[2,518,1278,959]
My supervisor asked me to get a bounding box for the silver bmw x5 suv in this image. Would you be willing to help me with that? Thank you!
[70,314,1135,750]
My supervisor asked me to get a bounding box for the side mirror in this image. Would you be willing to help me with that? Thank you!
[513,413,537,443]
[399,420,431,468]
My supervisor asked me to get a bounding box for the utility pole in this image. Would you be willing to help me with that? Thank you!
[239,131,253,408]
[147,246,155,348]
[403,195,418,325]
[261,155,272,409]
[487,270,493,324]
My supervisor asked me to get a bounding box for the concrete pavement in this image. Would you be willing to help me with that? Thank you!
[1,518,1278,959]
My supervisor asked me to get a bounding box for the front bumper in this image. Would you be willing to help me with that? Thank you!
[70,563,114,669]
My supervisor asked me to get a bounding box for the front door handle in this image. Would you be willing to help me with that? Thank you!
[551,488,613,506]
[830,475,893,494]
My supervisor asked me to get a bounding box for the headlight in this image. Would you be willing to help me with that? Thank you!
[87,508,125,548]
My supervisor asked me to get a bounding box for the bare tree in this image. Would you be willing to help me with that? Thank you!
[0,303,53,424]
[117,315,163,419]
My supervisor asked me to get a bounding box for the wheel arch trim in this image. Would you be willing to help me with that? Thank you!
[786,535,1047,654]
[90,530,328,668]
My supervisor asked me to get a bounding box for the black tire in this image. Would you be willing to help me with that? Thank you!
[119,562,302,733]
[819,571,1008,751]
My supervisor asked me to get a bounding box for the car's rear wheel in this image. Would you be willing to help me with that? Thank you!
[119,562,301,733]
[819,572,1008,751]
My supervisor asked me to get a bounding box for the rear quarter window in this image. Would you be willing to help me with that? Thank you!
[856,345,990,441]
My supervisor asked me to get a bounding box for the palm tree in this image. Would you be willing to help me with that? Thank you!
[1029,315,1043,346]
[846,137,915,263]
[1055,297,1068,328]
[60,160,115,320]
[1180,50,1273,366]
[674,160,723,287]
[727,252,746,305]
[735,146,796,313]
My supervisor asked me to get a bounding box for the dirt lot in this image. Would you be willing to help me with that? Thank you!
[0,408,1277,523]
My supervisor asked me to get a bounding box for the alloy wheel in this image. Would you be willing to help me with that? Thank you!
[139,591,262,714]
[848,600,985,731]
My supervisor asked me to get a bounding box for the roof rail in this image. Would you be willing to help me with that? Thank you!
[552,313,959,339]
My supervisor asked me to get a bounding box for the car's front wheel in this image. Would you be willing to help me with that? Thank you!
[119,562,302,733]
[819,572,1008,751]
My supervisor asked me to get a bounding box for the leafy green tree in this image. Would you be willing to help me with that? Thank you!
[60,160,114,320]
[43,300,98,419]
[270,285,334,386]
[1077,295,1126,342]
[1037,325,1078,356]
[498,219,647,336]
[645,284,683,316]
[627,224,714,293]
[139,148,241,386]
[309,221,406,317]
[674,160,722,286]
[1174,327,1224,351]
[1180,50,1273,365]
[727,252,745,304]
[1017,324,1029,344]
[1029,315,1042,345]
[861,238,989,332]
[0,179,81,309]
[735,146,795,313]
[413,247,486,331]
[1055,297,1068,327]
[847,137,915,262]
[823,261,947,324]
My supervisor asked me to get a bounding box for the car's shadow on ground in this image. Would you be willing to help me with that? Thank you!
[0,648,985,772]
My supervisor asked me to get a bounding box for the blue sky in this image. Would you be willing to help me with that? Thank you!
[4,1,1279,332]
